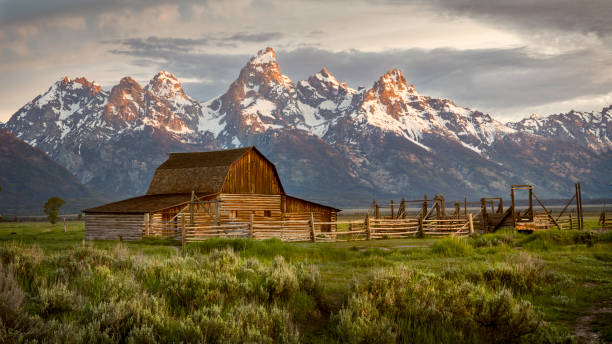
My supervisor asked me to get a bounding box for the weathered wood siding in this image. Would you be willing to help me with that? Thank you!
[146,193,338,236]
[85,213,144,241]
[284,195,336,231]
[221,150,282,194]
[218,194,282,222]
[284,196,332,213]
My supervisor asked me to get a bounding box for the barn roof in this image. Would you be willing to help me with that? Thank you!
[83,193,216,214]
[146,146,284,195]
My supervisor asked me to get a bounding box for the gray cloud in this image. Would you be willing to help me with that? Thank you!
[107,36,210,52]
[226,32,283,42]
[413,0,612,37]
[106,32,283,53]
[0,0,198,25]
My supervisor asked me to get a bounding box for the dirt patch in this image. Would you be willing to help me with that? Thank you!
[574,304,612,344]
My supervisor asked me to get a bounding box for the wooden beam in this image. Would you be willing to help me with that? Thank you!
[493,207,513,232]
[440,194,446,217]
[144,213,150,236]
[181,213,186,247]
[190,190,195,225]
[215,197,220,226]
[528,186,534,221]
[309,212,316,242]
[577,183,584,231]
[423,199,439,220]
[418,214,424,237]
[555,194,576,221]
[468,213,474,234]
[365,212,372,240]
[481,198,488,232]
[533,191,562,230]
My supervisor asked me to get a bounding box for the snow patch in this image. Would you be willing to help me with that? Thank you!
[243,98,277,119]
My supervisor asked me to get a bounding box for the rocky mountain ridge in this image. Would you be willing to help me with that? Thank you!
[2,47,611,206]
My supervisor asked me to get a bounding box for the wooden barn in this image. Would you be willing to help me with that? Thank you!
[83,147,340,241]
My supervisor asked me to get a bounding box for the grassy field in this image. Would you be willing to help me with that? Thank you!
[0,221,611,343]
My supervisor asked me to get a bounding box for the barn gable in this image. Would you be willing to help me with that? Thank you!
[146,147,284,195]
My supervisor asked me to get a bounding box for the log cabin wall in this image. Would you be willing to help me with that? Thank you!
[221,150,283,194]
[85,213,144,241]
[284,196,336,231]
[219,194,282,222]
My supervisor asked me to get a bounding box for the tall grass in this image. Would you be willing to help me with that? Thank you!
[334,266,549,343]
[431,237,474,257]
[2,227,610,343]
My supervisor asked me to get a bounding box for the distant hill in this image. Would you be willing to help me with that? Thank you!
[0,129,101,215]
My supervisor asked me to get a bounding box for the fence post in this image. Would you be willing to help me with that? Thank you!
[181,213,186,247]
[418,214,424,237]
[190,190,195,225]
[144,213,150,236]
[249,213,254,238]
[63,217,67,233]
[390,200,395,219]
[215,197,220,226]
[366,212,372,240]
[468,213,474,234]
[309,212,316,242]
[440,194,446,217]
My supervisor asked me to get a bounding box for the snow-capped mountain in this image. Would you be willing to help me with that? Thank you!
[507,107,612,153]
[2,47,611,205]
[3,73,215,199]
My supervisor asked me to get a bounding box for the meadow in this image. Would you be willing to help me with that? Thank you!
[0,221,611,343]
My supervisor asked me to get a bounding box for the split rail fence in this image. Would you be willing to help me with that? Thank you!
[144,212,475,245]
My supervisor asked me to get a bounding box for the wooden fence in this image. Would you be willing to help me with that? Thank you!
[143,212,475,245]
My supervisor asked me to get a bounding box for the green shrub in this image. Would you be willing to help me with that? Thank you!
[34,283,78,319]
[468,288,542,343]
[469,252,569,295]
[0,263,47,342]
[265,256,299,300]
[470,233,515,248]
[334,266,548,343]
[431,237,474,257]
[519,230,598,250]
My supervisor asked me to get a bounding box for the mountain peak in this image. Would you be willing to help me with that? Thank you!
[151,70,179,82]
[105,77,145,121]
[55,76,101,93]
[147,71,186,99]
[375,69,417,96]
[249,47,277,65]
[234,46,292,91]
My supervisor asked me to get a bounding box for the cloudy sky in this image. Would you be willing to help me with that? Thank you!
[1,0,611,122]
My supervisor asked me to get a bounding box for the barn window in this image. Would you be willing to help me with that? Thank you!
[264,210,271,217]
